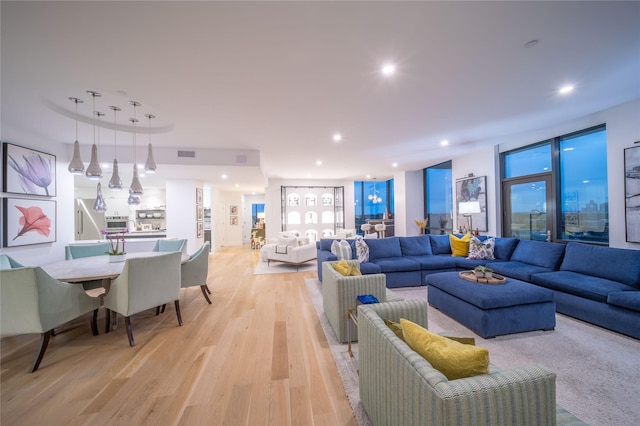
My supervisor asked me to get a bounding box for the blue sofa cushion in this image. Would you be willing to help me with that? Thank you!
[359,262,383,275]
[455,257,504,271]
[429,234,452,255]
[509,240,565,269]
[493,237,519,261]
[531,271,635,303]
[560,242,640,288]
[607,291,640,312]
[399,235,433,256]
[489,261,555,282]
[366,237,402,261]
[406,255,457,270]
[318,239,335,251]
[371,257,421,273]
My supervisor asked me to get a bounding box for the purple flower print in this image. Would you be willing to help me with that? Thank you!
[8,152,53,196]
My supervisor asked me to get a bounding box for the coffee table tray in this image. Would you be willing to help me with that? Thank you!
[459,270,506,285]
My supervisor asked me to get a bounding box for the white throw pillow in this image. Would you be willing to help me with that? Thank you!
[355,236,369,263]
[277,236,297,247]
[331,239,352,260]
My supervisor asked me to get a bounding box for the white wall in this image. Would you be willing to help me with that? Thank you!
[165,179,203,254]
[216,191,243,246]
[393,170,424,236]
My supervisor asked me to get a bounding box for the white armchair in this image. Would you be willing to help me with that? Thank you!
[0,267,101,372]
[260,236,316,269]
[103,252,182,346]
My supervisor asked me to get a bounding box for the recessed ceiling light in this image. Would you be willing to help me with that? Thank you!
[524,39,539,48]
[381,63,396,76]
[440,140,449,146]
[392,162,398,168]
[221,174,228,179]
[366,174,371,179]
[332,133,343,142]
[316,160,322,166]
[235,184,239,188]
[559,84,574,95]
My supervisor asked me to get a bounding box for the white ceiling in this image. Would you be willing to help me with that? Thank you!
[2,1,639,194]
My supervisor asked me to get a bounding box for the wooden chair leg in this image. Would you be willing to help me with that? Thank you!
[200,285,212,304]
[105,308,111,334]
[174,300,183,326]
[30,330,52,373]
[155,306,160,316]
[91,309,99,336]
[161,304,166,313]
[124,316,135,347]
[205,284,212,295]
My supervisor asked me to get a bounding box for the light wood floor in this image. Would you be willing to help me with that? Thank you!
[1,246,356,426]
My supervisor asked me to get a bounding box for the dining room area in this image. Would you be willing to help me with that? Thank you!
[0,245,354,425]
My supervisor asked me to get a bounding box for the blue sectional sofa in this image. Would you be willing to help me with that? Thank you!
[316,235,640,339]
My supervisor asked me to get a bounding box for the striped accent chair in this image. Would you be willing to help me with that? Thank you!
[358,299,557,426]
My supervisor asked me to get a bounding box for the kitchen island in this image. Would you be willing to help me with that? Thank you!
[68,233,180,253]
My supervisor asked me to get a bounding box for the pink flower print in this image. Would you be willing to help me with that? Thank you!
[13,205,51,241]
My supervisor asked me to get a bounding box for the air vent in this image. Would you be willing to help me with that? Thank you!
[236,154,247,164]
[177,150,195,158]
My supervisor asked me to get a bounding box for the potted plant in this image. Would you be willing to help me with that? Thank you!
[101,228,129,262]
[474,265,493,279]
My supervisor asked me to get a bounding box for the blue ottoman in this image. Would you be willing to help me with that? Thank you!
[426,271,556,338]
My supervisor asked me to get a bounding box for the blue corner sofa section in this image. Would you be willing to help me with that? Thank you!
[316,235,640,339]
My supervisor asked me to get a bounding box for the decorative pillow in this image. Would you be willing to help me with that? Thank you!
[449,233,471,257]
[332,259,361,276]
[331,239,352,260]
[277,236,297,247]
[354,236,369,263]
[467,236,495,260]
[400,318,489,380]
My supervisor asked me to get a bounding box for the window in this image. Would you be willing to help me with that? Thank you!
[424,161,452,234]
[501,125,607,244]
[354,179,394,235]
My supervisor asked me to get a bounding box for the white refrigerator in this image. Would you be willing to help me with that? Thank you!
[74,199,105,240]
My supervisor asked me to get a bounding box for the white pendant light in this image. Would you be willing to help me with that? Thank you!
[93,182,108,213]
[128,100,143,205]
[108,105,123,190]
[67,97,85,174]
[144,113,157,173]
[85,90,103,180]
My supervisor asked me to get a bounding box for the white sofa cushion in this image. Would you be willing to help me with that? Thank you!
[331,239,352,260]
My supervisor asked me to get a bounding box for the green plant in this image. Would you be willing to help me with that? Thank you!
[474,265,493,273]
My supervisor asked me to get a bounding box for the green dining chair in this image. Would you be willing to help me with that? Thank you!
[181,241,212,304]
[103,252,182,347]
[0,254,24,269]
[0,267,101,372]
[152,239,187,253]
[65,242,112,260]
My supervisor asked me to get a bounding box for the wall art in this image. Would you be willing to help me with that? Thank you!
[2,197,57,247]
[624,145,640,242]
[197,221,204,238]
[2,142,56,197]
[196,187,203,205]
[455,175,487,232]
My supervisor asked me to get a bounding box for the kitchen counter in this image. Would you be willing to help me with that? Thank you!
[69,235,177,253]
[127,231,167,239]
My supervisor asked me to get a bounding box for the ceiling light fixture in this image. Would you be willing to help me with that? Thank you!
[559,85,574,95]
[108,106,123,190]
[68,97,85,174]
[332,133,342,142]
[144,113,157,173]
[316,160,322,166]
[85,91,103,180]
[128,100,144,205]
[440,140,449,146]
[381,63,396,76]
[368,182,383,204]
[392,162,398,168]
[92,110,108,213]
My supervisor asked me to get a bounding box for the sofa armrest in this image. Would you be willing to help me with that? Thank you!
[322,260,386,343]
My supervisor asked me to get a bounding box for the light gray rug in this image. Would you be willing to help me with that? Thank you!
[253,260,316,274]
[305,278,640,426]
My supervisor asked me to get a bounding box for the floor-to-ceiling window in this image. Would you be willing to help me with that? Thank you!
[501,124,608,244]
[354,179,394,235]
[424,161,453,234]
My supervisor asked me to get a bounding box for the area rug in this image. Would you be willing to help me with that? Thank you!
[305,278,640,426]
[253,260,316,274]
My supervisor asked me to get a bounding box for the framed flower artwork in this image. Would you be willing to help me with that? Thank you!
[2,142,57,197]
[2,197,57,247]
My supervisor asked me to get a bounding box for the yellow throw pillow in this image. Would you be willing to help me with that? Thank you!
[332,260,362,276]
[400,318,489,380]
[450,233,471,257]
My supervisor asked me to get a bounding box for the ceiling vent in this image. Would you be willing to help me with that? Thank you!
[236,154,247,164]
[177,150,195,158]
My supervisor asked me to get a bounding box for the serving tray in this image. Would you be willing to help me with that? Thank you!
[459,270,507,285]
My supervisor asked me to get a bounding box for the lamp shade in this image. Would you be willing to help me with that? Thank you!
[459,201,481,215]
